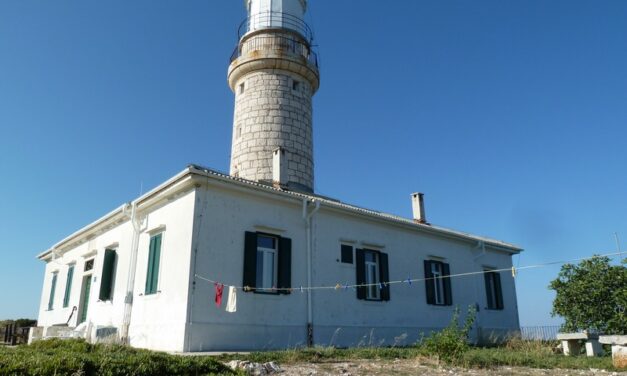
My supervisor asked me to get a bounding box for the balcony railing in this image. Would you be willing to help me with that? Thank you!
[237,11,314,43]
[230,34,319,69]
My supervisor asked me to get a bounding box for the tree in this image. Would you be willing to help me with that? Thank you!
[549,256,626,334]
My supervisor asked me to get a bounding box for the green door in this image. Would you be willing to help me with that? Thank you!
[79,276,92,324]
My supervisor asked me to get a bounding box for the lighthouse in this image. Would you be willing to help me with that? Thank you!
[228,0,320,193]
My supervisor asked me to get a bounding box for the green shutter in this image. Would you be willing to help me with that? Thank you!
[145,234,162,295]
[494,272,504,310]
[442,263,452,306]
[379,252,390,301]
[63,266,74,308]
[484,272,494,309]
[242,232,257,291]
[355,249,366,300]
[99,249,117,301]
[48,273,58,310]
[277,237,292,294]
[424,260,435,305]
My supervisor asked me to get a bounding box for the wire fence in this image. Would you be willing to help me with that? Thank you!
[519,325,561,341]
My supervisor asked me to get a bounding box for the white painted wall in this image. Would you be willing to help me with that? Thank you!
[186,184,308,351]
[37,189,197,352]
[37,173,520,352]
[186,182,520,350]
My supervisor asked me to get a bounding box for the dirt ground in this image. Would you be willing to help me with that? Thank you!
[276,359,625,376]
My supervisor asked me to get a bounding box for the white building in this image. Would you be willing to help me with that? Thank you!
[34,0,522,352]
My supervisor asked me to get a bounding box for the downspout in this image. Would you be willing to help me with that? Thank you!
[120,202,141,344]
[302,198,320,347]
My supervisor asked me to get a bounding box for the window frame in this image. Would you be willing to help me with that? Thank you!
[484,269,504,310]
[243,231,292,295]
[63,264,75,308]
[255,233,279,293]
[340,244,354,264]
[430,262,445,305]
[355,248,390,302]
[145,233,163,295]
[364,250,381,300]
[47,271,58,311]
[424,259,452,306]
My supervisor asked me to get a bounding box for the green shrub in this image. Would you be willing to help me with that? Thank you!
[0,339,236,376]
[419,305,476,363]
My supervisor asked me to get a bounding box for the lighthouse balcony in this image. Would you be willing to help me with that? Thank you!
[230,33,319,69]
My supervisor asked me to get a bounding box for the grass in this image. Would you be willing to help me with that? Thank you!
[216,339,617,371]
[1,338,617,375]
[0,339,239,376]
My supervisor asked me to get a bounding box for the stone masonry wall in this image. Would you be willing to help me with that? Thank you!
[230,69,314,192]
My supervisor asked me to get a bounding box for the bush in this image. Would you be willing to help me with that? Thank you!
[419,305,476,363]
[0,339,237,376]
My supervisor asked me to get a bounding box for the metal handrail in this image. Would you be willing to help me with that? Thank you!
[238,11,314,43]
[230,34,318,69]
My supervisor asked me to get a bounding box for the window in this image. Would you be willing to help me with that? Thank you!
[63,265,74,308]
[484,270,504,310]
[243,231,292,294]
[340,244,353,264]
[239,82,245,94]
[99,249,117,301]
[355,249,390,301]
[48,272,58,310]
[256,235,277,289]
[424,260,452,306]
[145,234,162,295]
[237,126,242,138]
[84,259,94,272]
[292,80,300,91]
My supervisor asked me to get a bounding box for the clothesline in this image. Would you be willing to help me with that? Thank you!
[194,250,625,293]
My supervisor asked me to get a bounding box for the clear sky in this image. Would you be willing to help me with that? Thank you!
[1,0,626,326]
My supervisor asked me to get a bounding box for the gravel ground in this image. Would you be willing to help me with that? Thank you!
[276,359,625,376]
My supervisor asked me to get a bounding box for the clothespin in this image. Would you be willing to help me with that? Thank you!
[243,286,251,292]
[334,283,341,290]
[511,266,517,278]
[343,284,349,290]
[379,282,384,290]
[406,277,412,285]
[300,286,304,293]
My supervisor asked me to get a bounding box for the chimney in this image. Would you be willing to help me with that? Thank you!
[411,192,429,225]
[272,147,287,188]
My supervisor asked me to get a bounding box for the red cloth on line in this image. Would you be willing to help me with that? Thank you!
[214,283,224,307]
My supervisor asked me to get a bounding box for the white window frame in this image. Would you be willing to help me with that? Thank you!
[431,262,445,305]
[364,250,380,300]
[256,234,278,291]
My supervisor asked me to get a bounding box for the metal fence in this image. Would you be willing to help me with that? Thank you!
[231,34,319,68]
[519,325,561,341]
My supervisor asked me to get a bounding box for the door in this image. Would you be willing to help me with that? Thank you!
[79,275,92,324]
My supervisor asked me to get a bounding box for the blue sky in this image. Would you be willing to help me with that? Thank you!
[1,0,626,326]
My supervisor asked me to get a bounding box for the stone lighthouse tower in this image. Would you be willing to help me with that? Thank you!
[228,0,320,193]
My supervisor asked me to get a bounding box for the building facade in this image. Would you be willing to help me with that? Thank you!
[34,0,522,352]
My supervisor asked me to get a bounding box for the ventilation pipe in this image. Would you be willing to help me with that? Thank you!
[411,193,429,225]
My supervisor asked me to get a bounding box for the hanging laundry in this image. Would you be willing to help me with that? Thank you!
[226,286,237,313]
[214,283,224,307]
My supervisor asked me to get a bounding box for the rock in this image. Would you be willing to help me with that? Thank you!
[225,360,283,375]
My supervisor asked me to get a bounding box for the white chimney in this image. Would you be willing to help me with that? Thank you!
[411,192,429,225]
[273,148,287,187]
